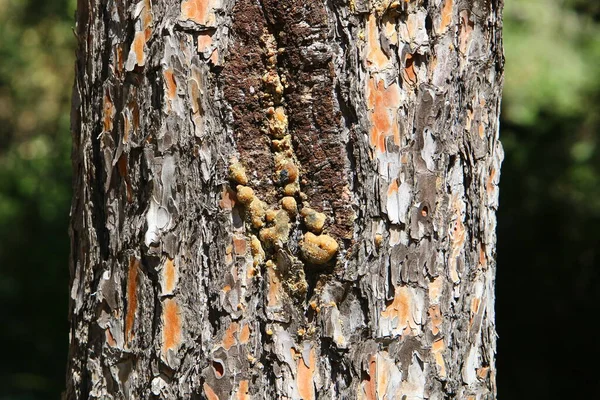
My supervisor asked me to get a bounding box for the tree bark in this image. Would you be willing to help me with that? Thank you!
[67,0,504,399]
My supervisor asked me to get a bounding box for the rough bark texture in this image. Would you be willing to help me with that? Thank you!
[67,0,503,399]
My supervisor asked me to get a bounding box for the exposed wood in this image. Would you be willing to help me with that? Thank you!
[67,0,504,398]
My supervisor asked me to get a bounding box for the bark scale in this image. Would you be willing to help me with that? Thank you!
[67,0,503,399]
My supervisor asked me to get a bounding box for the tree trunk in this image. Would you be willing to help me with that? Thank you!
[67,0,503,399]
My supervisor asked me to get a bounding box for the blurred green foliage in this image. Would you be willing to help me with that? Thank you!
[0,0,598,398]
[498,0,600,397]
[0,0,76,399]
[502,0,600,213]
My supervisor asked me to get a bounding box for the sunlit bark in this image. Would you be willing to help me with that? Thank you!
[67,0,503,398]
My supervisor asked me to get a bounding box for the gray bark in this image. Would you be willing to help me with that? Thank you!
[67,0,504,399]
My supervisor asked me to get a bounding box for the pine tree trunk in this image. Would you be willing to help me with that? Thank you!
[67,0,504,398]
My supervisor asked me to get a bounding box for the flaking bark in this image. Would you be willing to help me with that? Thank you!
[67,0,504,399]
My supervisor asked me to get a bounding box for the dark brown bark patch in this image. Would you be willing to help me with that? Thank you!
[223,0,353,241]
[221,1,277,203]
[261,0,354,240]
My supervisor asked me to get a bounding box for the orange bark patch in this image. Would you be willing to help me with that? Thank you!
[381,285,419,334]
[132,31,146,66]
[163,68,177,101]
[237,380,250,400]
[486,168,496,196]
[131,101,140,132]
[203,383,219,400]
[477,366,490,379]
[470,297,481,328]
[471,297,481,315]
[438,0,453,34]
[403,53,417,85]
[239,324,251,344]
[267,264,282,308]
[428,56,438,82]
[209,49,219,65]
[198,33,213,53]
[367,78,401,153]
[459,10,474,55]
[387,179,399,196]
[478,243,487,269]
[162,298,182,354]
[103,92,114,133]
[117,153,128,178]
[117,154,133,203]
[142,0,153,39]
[375,357,390,398]
[428,305,442,335]
[432,339,447,377]
[465,108,474,132]
[366,14,390,69]
[225,245,234,265]
[181,0,212,25]
[223,322,239,350]
[116,45,124,74]
[164,257,176,293]
[449,195,466,283]
[360,352,404,399]
[220,187,236,210]
[125,257,140,345]
[383,15,398,45]
[363,356,377,400]
[105,328,117,347]
[429,276,443,304]
[123,113,131,143]
[233,236,247,255]
[297,347,316,400]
